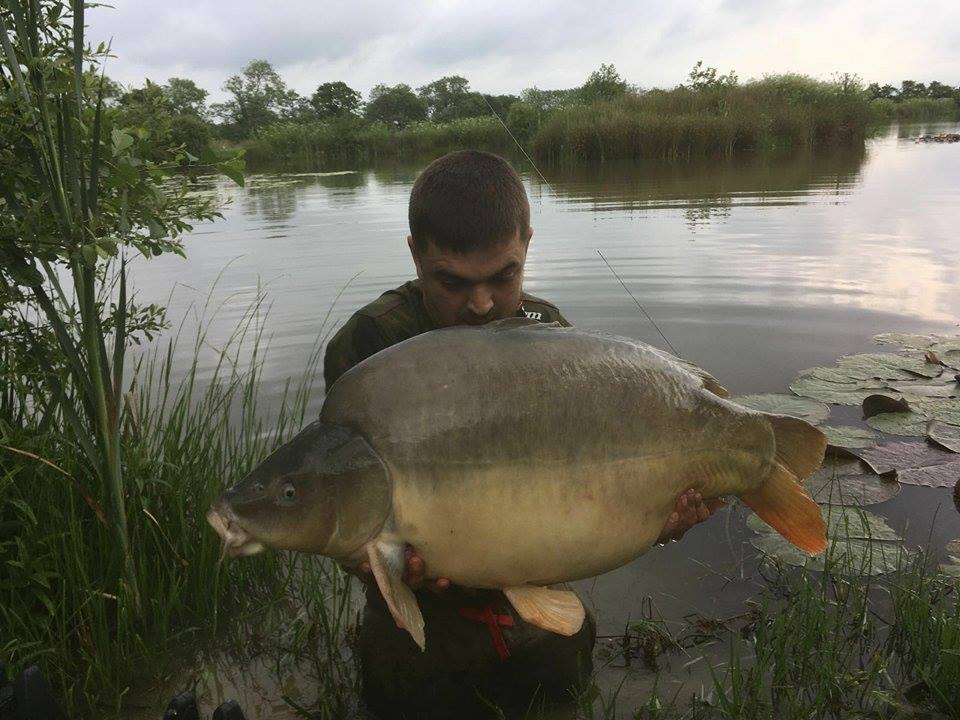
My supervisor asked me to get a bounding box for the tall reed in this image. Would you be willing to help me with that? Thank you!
[1,284,337,715]
[532,75,873,162]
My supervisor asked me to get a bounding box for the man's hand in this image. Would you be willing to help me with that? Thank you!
[349,545,451,592]
[657,488,725,544]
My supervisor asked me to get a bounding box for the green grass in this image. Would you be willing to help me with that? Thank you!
[0,286,336,717]
[573,549,960,720]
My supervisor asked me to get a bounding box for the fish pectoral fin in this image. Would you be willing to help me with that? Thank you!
[504,586,585,637]
[366,541,426,651]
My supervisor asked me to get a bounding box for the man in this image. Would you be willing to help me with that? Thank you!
[324,150,718,719]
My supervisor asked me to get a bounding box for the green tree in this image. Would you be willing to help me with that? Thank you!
[163,76,209,118]
[898,80,927,99]
[832,72,863,95]
[116,80,175,158]
[926,80,957,100]
[417,75,488,122]
[506,100,539,140]
[866,82,897,100]
[483,93,519,118]
[580,63,630,102]
[212,59,297,137]
[520,86,577,112]
[310,80,361,119]
[364,83,427,127]
[685,60,738,91]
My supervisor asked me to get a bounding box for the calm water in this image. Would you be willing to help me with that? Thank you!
[133,123,960,716]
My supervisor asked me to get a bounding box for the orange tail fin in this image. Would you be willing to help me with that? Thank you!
[741,414,828,555]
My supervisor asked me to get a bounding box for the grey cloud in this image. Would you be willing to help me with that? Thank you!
[89,0,960,99]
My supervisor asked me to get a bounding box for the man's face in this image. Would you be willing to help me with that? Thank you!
[408,228,532,328]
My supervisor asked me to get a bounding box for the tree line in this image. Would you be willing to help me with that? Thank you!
[104,60,631,147]
[103,61,960,166]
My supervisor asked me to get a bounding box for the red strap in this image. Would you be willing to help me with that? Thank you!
[459,605,515,661]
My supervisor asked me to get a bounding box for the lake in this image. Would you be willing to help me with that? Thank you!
[132,122,960,717]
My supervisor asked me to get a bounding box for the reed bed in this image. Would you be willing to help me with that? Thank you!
[242,75,878,169]
[243,116,512,170]
[0,287,333,716]
[533,75,874,162]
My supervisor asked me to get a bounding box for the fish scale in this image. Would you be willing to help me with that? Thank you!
[209,319,827,649]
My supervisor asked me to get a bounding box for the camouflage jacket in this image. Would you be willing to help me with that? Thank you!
[323,279,570,391]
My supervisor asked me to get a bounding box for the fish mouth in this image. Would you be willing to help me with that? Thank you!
[206,505,266,558]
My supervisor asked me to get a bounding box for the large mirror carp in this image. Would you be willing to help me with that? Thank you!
[208,319,827,649]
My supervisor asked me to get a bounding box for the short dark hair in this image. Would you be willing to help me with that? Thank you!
[408,150,530,253]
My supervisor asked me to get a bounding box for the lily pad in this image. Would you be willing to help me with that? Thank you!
[897,460,960,488]
[836,353,941,380]
[790,375,896,406]
[806,459,900,506]
[821,425,877,450]
[929,338,960,356]
[928,421,960,453]
[747,505,906,576]
[888,382,959,400]
[733,394,830,423]
[866,412,928,437]
[873,332,935,349]
[854,441,957,475]
[944,350,960,370]
[915,398,960,426]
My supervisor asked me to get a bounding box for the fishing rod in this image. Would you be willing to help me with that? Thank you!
[480,95,681,358]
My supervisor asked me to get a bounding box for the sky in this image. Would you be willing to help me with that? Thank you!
[88,0,960,102]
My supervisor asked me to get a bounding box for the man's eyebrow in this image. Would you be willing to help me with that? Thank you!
[433,261,521,284]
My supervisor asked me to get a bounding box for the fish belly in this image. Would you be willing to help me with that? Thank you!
[387,449,752,588]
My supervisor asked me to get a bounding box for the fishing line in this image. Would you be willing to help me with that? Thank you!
[481,95,681,358]
[596,250,681,358]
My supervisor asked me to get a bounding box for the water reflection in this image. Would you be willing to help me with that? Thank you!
[533,147,865,214]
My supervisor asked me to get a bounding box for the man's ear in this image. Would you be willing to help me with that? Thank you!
[407,235,423,277]
[525,226,534,244]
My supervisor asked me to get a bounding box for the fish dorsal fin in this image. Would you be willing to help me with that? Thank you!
[504,586,585,636]
[648,347,730,398]
[367,541,426,650]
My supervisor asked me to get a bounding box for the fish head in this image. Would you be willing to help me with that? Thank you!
[207,420,391,559]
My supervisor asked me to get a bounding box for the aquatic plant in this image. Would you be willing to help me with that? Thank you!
[532,75,874,162]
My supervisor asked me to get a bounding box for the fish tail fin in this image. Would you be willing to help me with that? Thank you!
[741,414,828,555]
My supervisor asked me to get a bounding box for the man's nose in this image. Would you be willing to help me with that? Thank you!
[466,286,494,317]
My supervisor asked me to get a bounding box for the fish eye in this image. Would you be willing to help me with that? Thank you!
[282,483,296,500]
